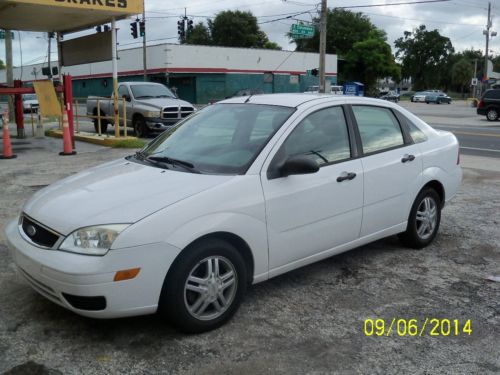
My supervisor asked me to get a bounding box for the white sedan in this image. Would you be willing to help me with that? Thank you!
[4,94,462,333]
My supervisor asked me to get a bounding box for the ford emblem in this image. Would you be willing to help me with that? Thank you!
[26,225,37,237]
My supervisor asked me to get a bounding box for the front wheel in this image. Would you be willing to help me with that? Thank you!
[399,188,441,249]
[486,108,499,121]
[133,116,149,138]
[159,239,247,333]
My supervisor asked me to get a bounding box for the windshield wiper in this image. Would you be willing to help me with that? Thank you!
[156,95,173,98]
[136,95,154,99]
[147,156,200,173]
[134,150,146,160]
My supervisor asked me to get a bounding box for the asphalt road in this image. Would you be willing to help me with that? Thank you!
[432,124,500,158]
[398,101,500,159]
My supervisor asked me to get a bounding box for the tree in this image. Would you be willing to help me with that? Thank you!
[395,25,454,90]
[452,58,473,97]
[291,9,378,55]
[344,31,401,93]
[208,10,276,48]
[185,22,211,45]
[0,58,5,70]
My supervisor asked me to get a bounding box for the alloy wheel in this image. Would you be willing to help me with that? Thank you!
[184,256,237,321]
[415,196,437,240]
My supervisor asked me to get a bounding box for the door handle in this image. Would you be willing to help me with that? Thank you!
[337,172,356,182]
[401,154,415,163]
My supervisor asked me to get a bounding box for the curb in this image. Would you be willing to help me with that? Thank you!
[46,129,141,147]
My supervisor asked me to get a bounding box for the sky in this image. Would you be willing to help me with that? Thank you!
[0,0,499,69]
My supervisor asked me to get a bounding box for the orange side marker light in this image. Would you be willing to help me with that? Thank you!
[114,268,141,282]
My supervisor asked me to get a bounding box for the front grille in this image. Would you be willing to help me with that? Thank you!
[162,106,194,120]
[21,215,59,248]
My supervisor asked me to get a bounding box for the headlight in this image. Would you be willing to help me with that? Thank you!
[59,224,129,256]
[144,110,161,118]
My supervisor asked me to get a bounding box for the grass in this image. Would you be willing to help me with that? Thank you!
[111,138,146,148]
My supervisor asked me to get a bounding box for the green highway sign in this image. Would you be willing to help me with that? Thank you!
[291,23,315,39]
[0,30,15,40]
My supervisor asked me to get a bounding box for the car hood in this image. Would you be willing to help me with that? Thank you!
[22,158,233,235]
[134,98,194,109]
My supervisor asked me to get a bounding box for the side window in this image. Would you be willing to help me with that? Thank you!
[406,121,427,143]
[280,106,351,166]
[352,106,404,154]
[118,85,129,98]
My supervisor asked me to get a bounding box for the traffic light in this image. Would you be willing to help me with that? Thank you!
[187,19,194,33]
[130,21,138,39]
[311,68,319,77]
[139,20,145,37]
[177,19,185,37]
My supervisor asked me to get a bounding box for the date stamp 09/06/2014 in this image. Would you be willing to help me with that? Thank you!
[364,318,472,337]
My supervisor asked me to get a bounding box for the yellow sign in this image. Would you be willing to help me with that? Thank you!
[33,81,62,117]
[11,0,143,14]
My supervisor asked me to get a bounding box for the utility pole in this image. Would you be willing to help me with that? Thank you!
[5,29,14,123]
[47,32,52,80]
[142,0,147,81]
[483,2,497,91]
[318,0,327,93]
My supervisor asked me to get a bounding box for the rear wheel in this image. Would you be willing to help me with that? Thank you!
[159,239,247,333]
[399,188,441,249]
[486,108,499,121]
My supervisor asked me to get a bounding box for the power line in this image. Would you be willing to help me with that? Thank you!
[336,0,451,9]
[363,10,484,27]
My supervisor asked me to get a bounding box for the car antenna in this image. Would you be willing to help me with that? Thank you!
[244,94,253,103]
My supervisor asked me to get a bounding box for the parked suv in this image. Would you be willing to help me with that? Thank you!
[477,89,500,121]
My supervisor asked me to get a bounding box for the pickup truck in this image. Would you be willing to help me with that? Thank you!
[86,82,195,137]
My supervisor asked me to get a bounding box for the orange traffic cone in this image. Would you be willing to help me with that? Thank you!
[1,111,17,160]
[59,110,76,156]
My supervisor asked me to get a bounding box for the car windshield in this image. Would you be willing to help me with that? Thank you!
[130,84,176,99]
[138,103,295,175]
[23,94,37,100]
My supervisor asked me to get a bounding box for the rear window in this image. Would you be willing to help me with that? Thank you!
[484,90,500,99]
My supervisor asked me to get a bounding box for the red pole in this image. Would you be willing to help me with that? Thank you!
[63,75,75,148]
[13,80,25,138]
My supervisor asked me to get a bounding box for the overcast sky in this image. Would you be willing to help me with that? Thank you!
[1,0,498,69]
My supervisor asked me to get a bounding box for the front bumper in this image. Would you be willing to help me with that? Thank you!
[145,117,182,132]
[476,108,487,115]
[4,219,182,318]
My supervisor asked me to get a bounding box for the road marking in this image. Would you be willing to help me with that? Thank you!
[452,130,500,138]
[460,146,500,153]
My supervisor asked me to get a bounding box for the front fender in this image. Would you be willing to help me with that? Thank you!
[166,212,268,282]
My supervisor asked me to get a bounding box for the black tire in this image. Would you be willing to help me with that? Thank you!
[159,238,247,333]
[133,115,149,138]
[426,101,429,104]
[93,118,108,134]
[486,108,499,121]
[399,188,441,249]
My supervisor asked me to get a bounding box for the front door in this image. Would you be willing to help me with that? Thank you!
[261,105,364,274]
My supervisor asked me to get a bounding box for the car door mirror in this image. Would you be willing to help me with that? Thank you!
[122,95,131,102]
[279,155,319,177]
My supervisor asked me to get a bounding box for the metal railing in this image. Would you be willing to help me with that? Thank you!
[71,97,128,137]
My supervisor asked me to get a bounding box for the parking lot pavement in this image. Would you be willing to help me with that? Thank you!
[0,140,499,374]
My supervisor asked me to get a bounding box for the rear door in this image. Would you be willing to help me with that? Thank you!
[349,105,422,237]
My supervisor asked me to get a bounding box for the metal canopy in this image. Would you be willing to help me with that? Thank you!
[0,0,143,33]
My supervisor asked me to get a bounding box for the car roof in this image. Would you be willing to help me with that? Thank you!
[218,93,395,108]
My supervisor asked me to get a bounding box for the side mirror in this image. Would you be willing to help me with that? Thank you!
[278,155,319,178]
[123,95,131,102]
